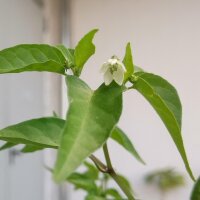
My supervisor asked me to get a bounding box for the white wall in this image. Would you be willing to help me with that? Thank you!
[0,1,45,200]
[67,0,200,199]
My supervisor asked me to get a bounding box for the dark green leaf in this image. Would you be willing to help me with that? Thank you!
[74,29,98,74]
[191,177,200,200]
[54,75,122,182]
[0,142,16,151]
[123,42,134,81]
[134,72,195,180]
[111,127,145,165]
[0,44,66,74]
[21,144,44,153]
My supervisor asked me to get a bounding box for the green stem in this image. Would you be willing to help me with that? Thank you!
[103,143,135,200]
[103,143,112,169]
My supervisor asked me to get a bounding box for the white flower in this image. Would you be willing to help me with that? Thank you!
[100,56,126,86]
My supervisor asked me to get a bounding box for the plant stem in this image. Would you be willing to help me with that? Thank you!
[103,143,112,169]
[103,143,135,200]
[110,171,135,200]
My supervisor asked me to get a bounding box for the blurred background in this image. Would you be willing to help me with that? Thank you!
[0,0,200,200]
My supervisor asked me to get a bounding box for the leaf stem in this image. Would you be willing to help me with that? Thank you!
[103,143,135,200]
[89,154,108,173]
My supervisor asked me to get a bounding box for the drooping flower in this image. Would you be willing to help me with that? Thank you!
[100,56,126,86]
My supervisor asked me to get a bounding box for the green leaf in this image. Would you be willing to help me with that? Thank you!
[84,161,99,180]
[0,117,64,148]
[117,174,133,193]
[105,188,123,199]
[0,142,16,151]
[111,127,145,164]
[54,75,122,182]
[74,29,98,74]
[21,144,44,153]
[191,177,200,200]
[67,172,98,192]
[145,168,185,192]
[56,45,75,68]
[0,121,135,158]
[134,72,195,181]
[0,44,66,75]
[85,195,105,200]
[123,43,134,81]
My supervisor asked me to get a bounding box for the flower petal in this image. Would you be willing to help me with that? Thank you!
[109,58,118,65]
[117,60,126,72]
[113,69,124,85]
[104,70,113,85]
[100,63,110,73]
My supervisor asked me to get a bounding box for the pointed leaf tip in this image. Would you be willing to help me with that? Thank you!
[134,72,195,181]
[74,29,98,74]
[111,127,145,165]
[54,75,122,181]
[123,42,134,81]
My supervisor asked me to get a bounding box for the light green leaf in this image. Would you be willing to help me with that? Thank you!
[134,72,195,181]
[123,42,134,81]
[0,44,66,74]
[111,127,145,164]
[56,45,75,68]
[191,177,200,200]
[74,29,98,74]
[54,75,122,182]
[0,117,64,148]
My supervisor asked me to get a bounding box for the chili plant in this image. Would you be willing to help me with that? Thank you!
[0,29,196,200]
